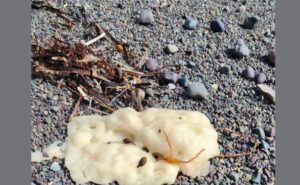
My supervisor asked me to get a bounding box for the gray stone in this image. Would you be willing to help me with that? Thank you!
[186,82,210,100]
[249,155,258,166]
[184,17,198,30]
[268,127,275,137]
[138,10,154,25]
[243,66,255,79]
[187,61,196,68]
[254,127,266,139]
[51,106,59,112]
[145,58,158,71]
[145,88,154,97]
[234,39,250,57]
[50,162,61,172]
[256,73,267,84]
[168,83,176,90]
[228,173,240,182]
[165,44,179,54]
[257,84,275,103]
[261,140,270,151]
[251,172,262,184]
[44,117,51,124]
[162,71,178,83]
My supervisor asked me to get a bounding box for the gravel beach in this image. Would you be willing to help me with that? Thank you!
[31,0,275,184]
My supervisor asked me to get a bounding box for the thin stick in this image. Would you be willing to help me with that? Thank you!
[34,66,112,82]
[181,149,206,163]
[89,107,109,115]
[110,87,129,104]
[68,96,83,122]
[84,33,106,46]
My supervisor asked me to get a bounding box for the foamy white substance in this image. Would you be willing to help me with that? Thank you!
[31,108,220,185]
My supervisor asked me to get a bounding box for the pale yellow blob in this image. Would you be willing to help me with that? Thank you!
[31,108,220,185]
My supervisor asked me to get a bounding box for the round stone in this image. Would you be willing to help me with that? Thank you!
[210,18,225,32]
[162,71,178,83]
[183,17,198,30]
[234,39,250,57]
[243,66,255,79]
[186,82,210,100]
[50,162,61,172]
[138,9,154,25]
[255,73,267,84]
[145,58,158,71]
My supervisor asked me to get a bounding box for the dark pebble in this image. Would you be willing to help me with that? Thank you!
[210,17,225,32]
[178,76,189,87]
[244,16,260,29]
[219,65,231,75]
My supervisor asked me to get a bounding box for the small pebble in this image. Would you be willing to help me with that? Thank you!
[244,16,260,29]
[178,76,189,87]
[145,88,154,97]
[254,127,266,139]
[44,117,51,124]
[255,73,267,84]
[137,89,145,100]
[210,17,225,32]
[234,39,250,57]
[228,90,238,98]
[186,81,210,100]
[219,65,231,75]
[249,155,258,166]
[50,162,61,172]
[138,9,154,25]
[162,71,178,83]
[243,66,255,79]
[165,44,179,54]
[245,174,252,182]
[145,58,158,71]
[228,173,240,182]
[183,17,198,30]
[187,61,196,68]
[251,172,262,184]
[268,127,276,137]
[168,83,176,90]
[211,84,218,91]
[268,50,276,66]
[117,3,126,9]
[261,140,270,151]
[51,106,59,112]
[238,5,246,13]
[257,84,275,103]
